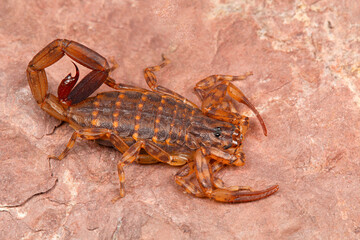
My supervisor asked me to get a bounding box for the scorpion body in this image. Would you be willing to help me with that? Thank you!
[69,90,238,156]
[27,39,278,203]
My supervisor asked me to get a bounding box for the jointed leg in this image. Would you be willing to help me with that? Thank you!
[105,77,146,91]
[49,128,129,161]
[48,128,132,201]
[144,55,180,97]
[93,57,149,92]
[103,55,196,104]
[143,55,198,107]
[117,140,187,198]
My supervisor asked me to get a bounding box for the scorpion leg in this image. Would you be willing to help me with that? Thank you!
[104,57,147,92]
[144,55,181,98]
[117,140,187,197]
[143,56,198,107]
[194,149,278,203]
[104,77,147,91]
[49,128,129,161]
[194,74,267,136]
[136,155,160,164]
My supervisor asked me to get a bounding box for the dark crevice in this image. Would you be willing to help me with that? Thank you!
[46,121,66,136]
[0,179,58,208]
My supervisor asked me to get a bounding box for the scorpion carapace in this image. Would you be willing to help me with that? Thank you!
[27,39,278,203]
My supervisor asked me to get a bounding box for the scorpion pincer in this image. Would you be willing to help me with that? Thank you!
[27,39,278,203]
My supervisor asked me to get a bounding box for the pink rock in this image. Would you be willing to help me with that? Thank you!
[0,0,359,239]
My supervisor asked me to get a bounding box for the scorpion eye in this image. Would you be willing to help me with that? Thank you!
[213,127,222,138]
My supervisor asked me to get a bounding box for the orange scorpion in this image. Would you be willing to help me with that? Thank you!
[27,39,278,203]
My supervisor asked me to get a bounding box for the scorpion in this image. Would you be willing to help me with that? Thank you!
[27,39,278,203]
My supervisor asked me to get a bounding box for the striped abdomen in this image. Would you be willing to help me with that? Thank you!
[67,90,201,151]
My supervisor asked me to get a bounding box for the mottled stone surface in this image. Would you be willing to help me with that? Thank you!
[1,0,359,239]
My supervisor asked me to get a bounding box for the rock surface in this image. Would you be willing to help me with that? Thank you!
[1,0,359,239]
